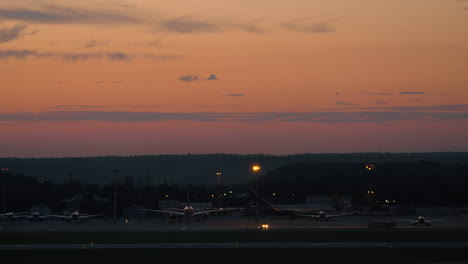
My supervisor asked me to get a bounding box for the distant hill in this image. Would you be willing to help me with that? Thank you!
[1,152,467,186]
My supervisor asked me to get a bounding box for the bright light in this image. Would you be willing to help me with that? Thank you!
[216,172,222,176]
[365,164,375,171]
[272,193,276,196]
[165,194,169,198]
[229,190,233,194]
[252,165,261,172]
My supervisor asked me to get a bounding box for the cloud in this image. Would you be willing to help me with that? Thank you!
[143,54,181,61]
[0,6,140,25]
[179,75,198,82]
[234,20,265,34]
[336,101,356,106]
[222,94,244,97]
[0,24,32,43]
[1,109,467,123]
[159,17,220,34]
[361,91,395,96]
[0,49,137,62]
[205,74,218,81]
[282,18,336,33]
[51,105,108,110]
[373,100,390,105]
[106,52,130,61]
[82,39,110,48]
[0,49,53,59]
[361,104,468,112]
[400,91,426,95]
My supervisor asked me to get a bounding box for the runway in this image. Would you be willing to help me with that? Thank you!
[2,242,468,250]
[2,212,467,232]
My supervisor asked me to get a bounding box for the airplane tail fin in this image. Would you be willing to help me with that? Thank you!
[186,189,191,207]
[250,189,283,214]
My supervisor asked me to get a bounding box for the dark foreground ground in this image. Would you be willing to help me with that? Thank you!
[2,229,468,263]
[1,214,468,263]
[2,248,468,264]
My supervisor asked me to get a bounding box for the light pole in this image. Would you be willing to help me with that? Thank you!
[365,164,375,227]
[216,172,222,209]
[2,168,9,231]
[112,169,120,224]
[252,165,261,223]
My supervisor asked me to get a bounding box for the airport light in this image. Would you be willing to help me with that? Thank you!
[252,165,261,223]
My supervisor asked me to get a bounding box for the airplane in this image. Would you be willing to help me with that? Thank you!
[249,189,349,220]
[49,211,103,223]
[141,191,239,223]
[26,212,56,222]
[396,209,445,226]
[0,211,28,221]
[293,202,350,221]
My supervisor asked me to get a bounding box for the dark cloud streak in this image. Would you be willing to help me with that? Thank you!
[0,6,140,24]
[1,109,467,123]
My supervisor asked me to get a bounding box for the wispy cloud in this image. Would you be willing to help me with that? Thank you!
[282,18,337,33]
[373,100,390,105]
[0,24,36,43]
[0,5,141,25]
[143,54,182,61]
[0,49,178,63]
[51,105,108,110]
[222,94,244,97]
[400,91,426,95]
[159,16,220,34]
[361,91,395,96]
[1,109,467,123]
[82,39,110,48]
[179,75,198,82]
[336,101,356,106]
[179,74,218,82]
[205,74,218,81]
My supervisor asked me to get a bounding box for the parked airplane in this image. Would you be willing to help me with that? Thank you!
[293,203,350,221]
[397,210,445,226]
[26,212,55,222]
[141,191,239,223]
[49,211,103,223]
[249,189,348,220]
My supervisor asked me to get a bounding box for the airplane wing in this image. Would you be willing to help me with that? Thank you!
[77,214,103,219]
[326,213,350,217]
[192,207,239,216]
[293,213,320,218]
[426,218,446,223]
[0,212,28,217]
[47,214,69,220]
[396,219,414,222]
[140,208,185,216]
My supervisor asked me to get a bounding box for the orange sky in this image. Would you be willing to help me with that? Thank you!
[0,0,467,157]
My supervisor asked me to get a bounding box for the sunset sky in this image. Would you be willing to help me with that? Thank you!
[1,0,467,157]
